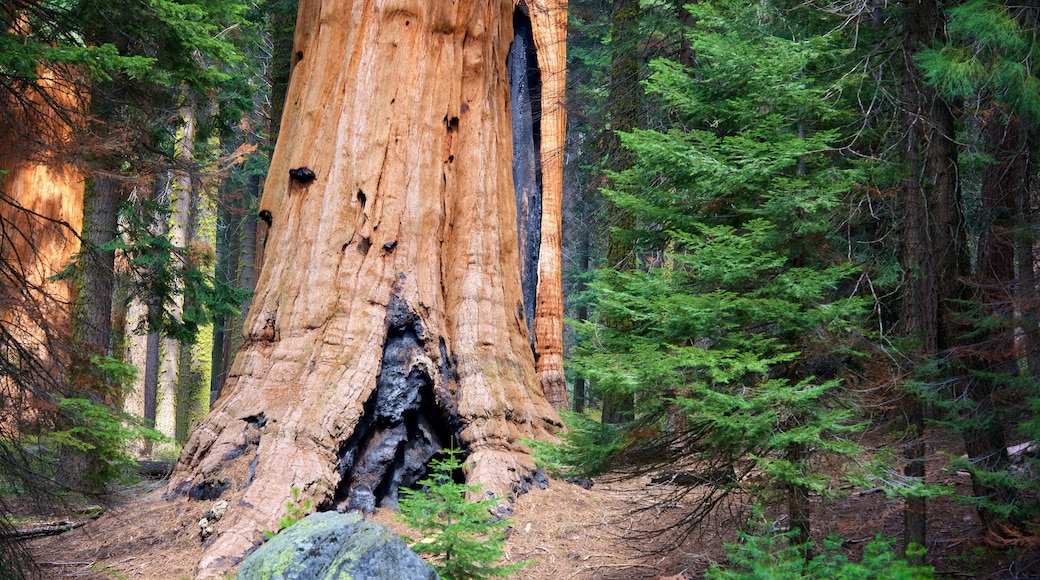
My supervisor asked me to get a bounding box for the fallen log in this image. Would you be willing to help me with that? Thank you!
[2,519,88,540]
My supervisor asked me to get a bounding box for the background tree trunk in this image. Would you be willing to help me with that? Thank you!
[898,0,964,559]
[960,106,1022,534]
[169,2,563,575]
[600,0,639,424]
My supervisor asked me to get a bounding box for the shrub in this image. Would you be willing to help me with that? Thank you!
[707,512,933,579]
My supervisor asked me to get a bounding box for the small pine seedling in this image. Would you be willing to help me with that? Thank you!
[397,446,527,580]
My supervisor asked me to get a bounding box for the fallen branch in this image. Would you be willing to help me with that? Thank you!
[2,519,89,540]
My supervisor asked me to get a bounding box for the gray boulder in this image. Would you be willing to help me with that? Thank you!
[236,511,439,580]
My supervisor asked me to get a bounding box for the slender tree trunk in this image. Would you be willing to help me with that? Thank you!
[210,172,242,406]
[140,174,176,455]
[1018,142,1040,379]
[72,176,120,394]
[229,174,260,380]
[572,226,591,413]
[166,93,196,442]
[169,2,564,575]
[600,0,639,424]
[787,442,811,554]
[898,0,965,561]
[143,322,161,431]
[959,106,1023,534]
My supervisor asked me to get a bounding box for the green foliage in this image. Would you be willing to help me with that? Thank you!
[90,355,141,396]
[397,447,527,580]
[50,397,170,487]
[262,487,313,540]
[0,33,154,84]
[528,411,624,479]
[707,511,933,579]
[106,197,250,343]
[908,361,1040,523]
[566,0,873,535]
[850,446,955,501]
[915,0,1040,120]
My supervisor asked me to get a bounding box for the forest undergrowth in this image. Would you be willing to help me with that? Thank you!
[15,423,1038,580]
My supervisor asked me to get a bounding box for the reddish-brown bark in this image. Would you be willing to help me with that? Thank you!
[529,0,569,409]
[168,2,565,575]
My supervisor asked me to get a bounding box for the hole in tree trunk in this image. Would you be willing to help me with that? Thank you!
[332,295,455,514]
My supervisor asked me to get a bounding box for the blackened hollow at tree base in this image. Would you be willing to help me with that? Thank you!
[333,295,456,514]
[174,248,551,510]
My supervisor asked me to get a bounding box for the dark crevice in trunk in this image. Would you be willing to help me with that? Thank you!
[167,413,265,501]
[509,5,542,338]
[331,295,455,514]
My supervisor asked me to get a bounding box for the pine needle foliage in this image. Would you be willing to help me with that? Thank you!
[707,510,933,579]
[559,0,874,543]
[397,447,527,580]
[915,0,1040,120]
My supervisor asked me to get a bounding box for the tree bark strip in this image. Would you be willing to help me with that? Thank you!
[528,0,570,410]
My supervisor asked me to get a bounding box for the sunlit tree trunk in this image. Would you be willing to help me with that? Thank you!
[169,2,564,575]
[528,0,569,409]
[172,92,206,443]
[0,53,86,484]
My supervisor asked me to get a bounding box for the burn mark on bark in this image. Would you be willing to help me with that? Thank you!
[357,189,366,208]
[179,413,267,500]
[257,210,273,256]
[444,115,460,133]
[438,338,459,392]
[243,412,267,428]
[382,240,397,254]
[357,236,371,255]
[256,315,277,342]
[332,296,454,513]
[509,6,543,338]
[513,469,550,496]
[188,479,230,500]
[289,167,316,184]
[295,50,303,61]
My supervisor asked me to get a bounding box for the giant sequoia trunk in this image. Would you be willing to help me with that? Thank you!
[0,57,87,490]
[169,1,565,575]
[0,58,84,412]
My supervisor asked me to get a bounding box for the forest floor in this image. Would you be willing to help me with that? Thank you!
[18,425,1040,579]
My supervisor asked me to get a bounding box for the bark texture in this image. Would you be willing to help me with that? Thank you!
[0,60,85,433]
[527,0,569,409]
[897,0,964,559]
[168,2,563,575]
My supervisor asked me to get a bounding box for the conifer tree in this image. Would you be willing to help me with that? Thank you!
[568,0,870,545]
